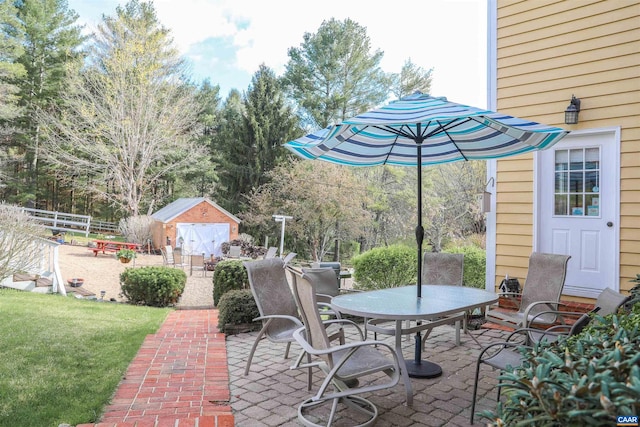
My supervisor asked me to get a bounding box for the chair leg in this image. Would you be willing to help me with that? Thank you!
[470,358,482,425]
[284,341,291,359]
[244,327,267,375]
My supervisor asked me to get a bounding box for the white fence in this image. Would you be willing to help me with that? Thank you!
[21,207,92,237]
[21,207,120,237]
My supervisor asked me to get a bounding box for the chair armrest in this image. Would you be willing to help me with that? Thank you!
[477,340,531,366]
[321,318,365,340]
[528,308,584,327]
[253,314,303,328]
[293,327,399,369]
[522,301,569,327]
[508,326,569,345]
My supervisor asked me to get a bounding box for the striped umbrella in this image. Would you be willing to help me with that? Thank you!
[285,93,568,286]
[284,92,569,376]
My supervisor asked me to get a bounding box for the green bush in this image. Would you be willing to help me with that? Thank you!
[217,289,260,334]
[445,245,486,288]
[120,266,186,307]
[482,303,640,426]
[352,244,417,290]
[213,260,248,306]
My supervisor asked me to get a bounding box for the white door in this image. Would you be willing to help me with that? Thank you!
[176,223,230,258]
[536,129,620,298]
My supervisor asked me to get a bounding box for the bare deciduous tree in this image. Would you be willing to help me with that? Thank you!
[423,161,486,251]
[243,159,372,261]
[0,203,47,281]
[118,215,154,246]
[39,0,202,217]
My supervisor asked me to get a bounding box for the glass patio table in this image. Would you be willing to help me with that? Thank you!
[331,285,498,406]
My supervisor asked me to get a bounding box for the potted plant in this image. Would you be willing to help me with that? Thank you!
[116,248,136,263]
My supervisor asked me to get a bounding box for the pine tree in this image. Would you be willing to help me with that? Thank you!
[14,0,84,204]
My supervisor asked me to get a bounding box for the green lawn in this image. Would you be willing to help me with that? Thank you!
[0,289,170,427]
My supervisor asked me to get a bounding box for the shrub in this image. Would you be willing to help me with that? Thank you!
[213,260,248,306]
[118,215,154,245]
[0,202,47,281]
[445,245,486,288]
[482,303,640,426]
[120,267,186,307]
[217,289,260,334]
[352,244,417,290]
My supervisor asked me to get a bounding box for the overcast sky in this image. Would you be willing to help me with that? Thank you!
[67,0,488,108]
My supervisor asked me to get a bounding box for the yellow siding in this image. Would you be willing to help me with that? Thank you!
[495,0,640,297]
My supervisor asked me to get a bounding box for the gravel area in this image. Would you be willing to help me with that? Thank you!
[57,243,213,308]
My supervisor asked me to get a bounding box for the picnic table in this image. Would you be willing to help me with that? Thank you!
[90,240,140,257]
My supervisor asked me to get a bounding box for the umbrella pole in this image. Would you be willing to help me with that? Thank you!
[407,142,443,379]
[416,144,423,298]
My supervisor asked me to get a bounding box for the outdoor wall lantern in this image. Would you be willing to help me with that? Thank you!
[564,95,581,125]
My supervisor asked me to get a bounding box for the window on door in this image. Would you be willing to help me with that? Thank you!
[554,147,600,217]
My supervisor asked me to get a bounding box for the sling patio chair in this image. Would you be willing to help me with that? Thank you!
[282,251,297,266]
[289,267,403,427]
[485,252,571,330]
[469,287,629,424]
[243,258,342,390]
[264,246,278,259]
[190,253,206,277]
[172,247,189,269]
[300,267,354,303]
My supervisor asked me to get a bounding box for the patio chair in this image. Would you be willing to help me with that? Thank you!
[244,258,342,390]
[160,248,172,266]
[485,252,571,330]
[264,246,278,259]
[469,287,629,424]
[227,245,242,258]
[290,267,402,427]
[172,247,188,269]
[301,267,347,303]
[366,252,466,346]
[243,258,303,377]
[162,245,175,266]
[190,253,206,277]
[282,252,297,266]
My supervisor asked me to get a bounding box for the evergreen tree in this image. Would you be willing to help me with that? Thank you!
[14,0,84,204]
[0,0,25,187]
[213,89,248,213]
[391,58,433,100]
[0,0,25,125]
[283,18,390,129]
[214,65,300,214]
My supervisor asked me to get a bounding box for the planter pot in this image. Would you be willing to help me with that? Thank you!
[119,257,132,264]
[67,278,85,287]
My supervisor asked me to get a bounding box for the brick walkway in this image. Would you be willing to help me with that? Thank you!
[77,309,234,427]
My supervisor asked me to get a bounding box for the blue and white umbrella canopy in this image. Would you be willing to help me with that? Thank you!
[284,92,569,377]
[284,92,569,167]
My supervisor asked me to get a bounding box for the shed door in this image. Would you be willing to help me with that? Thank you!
[176,223,230,258]
[536,129,619,298]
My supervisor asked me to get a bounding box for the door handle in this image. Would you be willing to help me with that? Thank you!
[607,221,613,228]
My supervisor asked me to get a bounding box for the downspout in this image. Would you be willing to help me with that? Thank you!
[485,0,498,292]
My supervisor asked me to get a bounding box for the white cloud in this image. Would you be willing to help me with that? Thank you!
[67,0,487,106]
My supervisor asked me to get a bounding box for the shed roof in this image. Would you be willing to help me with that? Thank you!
[151,197,241,224]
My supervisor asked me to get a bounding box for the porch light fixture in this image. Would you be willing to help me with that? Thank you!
[564,95,581,125]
